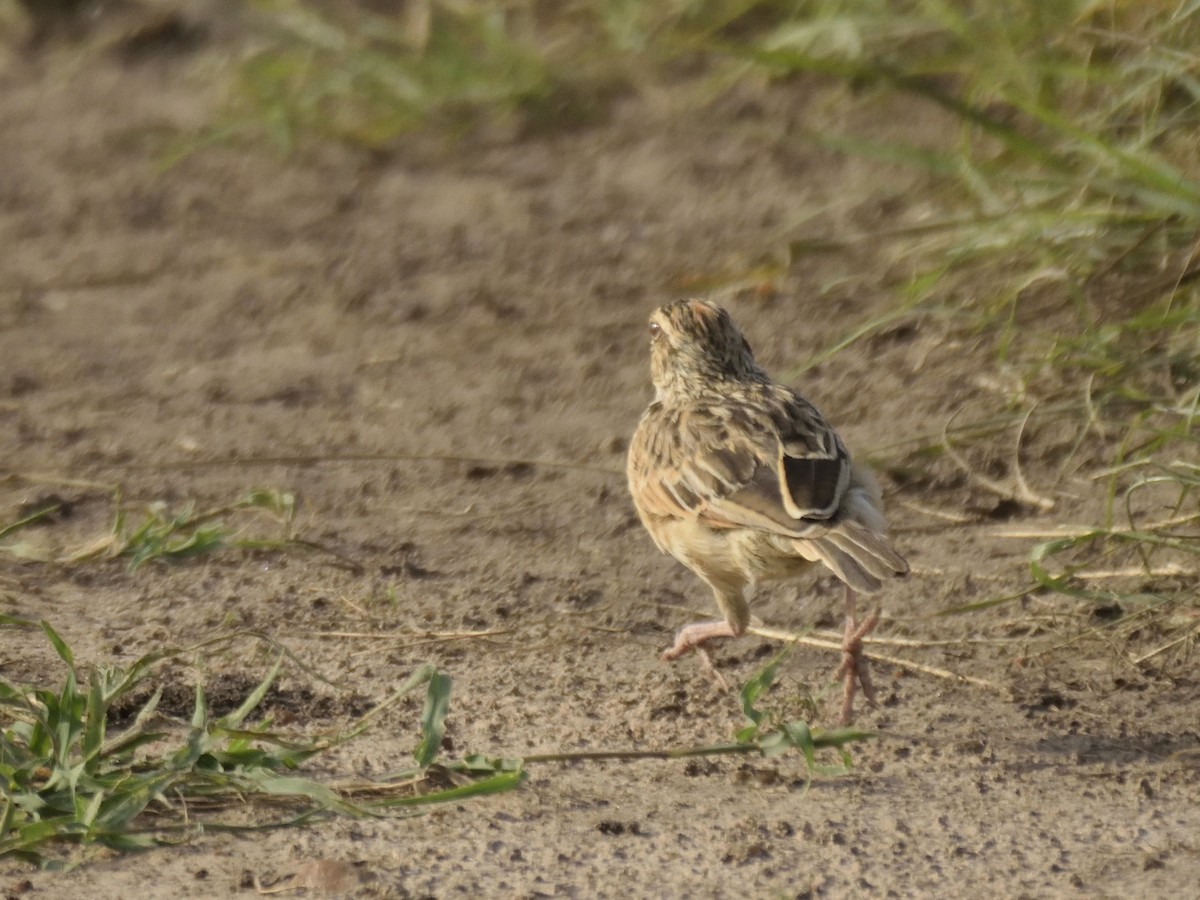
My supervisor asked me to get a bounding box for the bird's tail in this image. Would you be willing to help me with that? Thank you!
[795,466,909,593]
[794,520,909,594]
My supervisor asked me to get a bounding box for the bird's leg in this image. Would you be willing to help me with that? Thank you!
[661,620,740,691]
[835,586,880,725]
[661,584,749,692]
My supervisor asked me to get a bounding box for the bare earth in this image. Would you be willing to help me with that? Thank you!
[2,7,1198,898]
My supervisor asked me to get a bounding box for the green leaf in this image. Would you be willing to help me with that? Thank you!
[190,682,208,732]
[39,622,75,672]
[240,772,359,814]
[738,648,789,737]
[413,672,452,769]
[81,676,107,769]
[0,504,61,541]
[374,768,526,808]
[452,754,523,775]
[79,791,105,829]
[215,654,283,730]
[0,615,38,629]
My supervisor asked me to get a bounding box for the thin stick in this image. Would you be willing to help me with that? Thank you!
[992,513,1200,539]
[334,594,371,618]
[941,408,1055,510]
[524,745,755,763]
[893,499,975,524]
[1011,405,1053,510]
[807,629,1025,648]
[662,603,1014,658]
[1072,564,1188,580]
[0,472,116,491]
[284,628,510,641]
[746,623,1000,692]
[1131,625,1200,665]
[521,732,865,765]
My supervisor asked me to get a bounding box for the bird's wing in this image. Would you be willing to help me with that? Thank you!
[629,390,850,537]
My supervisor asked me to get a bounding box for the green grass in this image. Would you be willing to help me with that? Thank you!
[0,488,300,569]
[1,623,864,869]
[0,621,494,869]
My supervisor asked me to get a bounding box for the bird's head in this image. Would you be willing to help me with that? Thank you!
[646,299,765,402]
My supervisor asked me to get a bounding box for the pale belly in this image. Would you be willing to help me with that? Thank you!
[656,516,815,592]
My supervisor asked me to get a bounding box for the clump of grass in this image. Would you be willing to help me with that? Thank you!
[0,620,521,869]
[1028,459,1199,615]
[112,488,297,569]
[0,488,297,569]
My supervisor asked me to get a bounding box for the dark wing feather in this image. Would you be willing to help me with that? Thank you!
[778,445,845,518]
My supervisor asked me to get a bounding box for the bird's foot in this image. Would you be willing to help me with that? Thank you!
[661,620,739,691]
[835,603,881,726]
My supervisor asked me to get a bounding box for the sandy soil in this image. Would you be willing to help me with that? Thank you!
[2,4,1198,898]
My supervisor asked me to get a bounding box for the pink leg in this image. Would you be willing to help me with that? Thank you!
[835,587,880,725]
[661,620,740,691]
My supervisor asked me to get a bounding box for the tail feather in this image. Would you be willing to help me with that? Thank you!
[808,539,884,593]
[794,520,908,595]
[826,522,908,577]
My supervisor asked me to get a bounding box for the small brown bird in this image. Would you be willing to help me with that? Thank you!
[627,298,908,724]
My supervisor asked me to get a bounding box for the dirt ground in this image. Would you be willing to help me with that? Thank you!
[2,4,1199,898]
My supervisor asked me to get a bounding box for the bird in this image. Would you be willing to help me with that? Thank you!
[626,298,908,725]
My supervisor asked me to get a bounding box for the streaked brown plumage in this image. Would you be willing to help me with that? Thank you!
[627,298,908,724]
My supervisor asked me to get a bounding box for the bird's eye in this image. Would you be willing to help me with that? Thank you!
[648,321,663,340]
